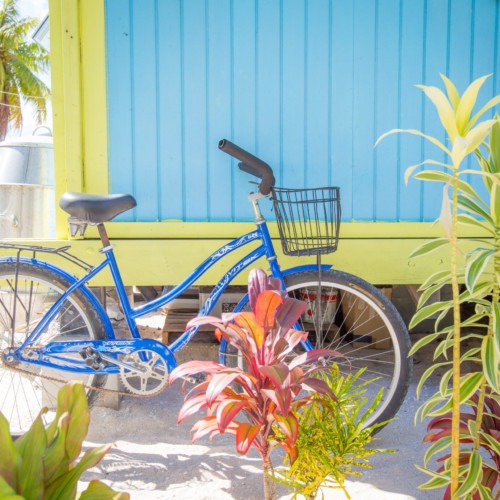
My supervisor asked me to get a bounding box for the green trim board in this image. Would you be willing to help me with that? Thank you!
[84,221,488,240]
[48,0,109,239]
[0,233,482,286]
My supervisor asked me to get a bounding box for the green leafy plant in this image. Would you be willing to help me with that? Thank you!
[0,381,129,499]
[273,366,392,499]
[169,268,342,500]
[377,74,500,499]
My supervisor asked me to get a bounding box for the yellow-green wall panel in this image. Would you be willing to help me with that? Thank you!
[80,0,109,194]
[0,236,474,287]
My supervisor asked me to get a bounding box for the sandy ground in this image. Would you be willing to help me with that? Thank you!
[81,336,443,499]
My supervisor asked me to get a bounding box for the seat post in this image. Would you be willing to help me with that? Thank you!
[97,223,111,248]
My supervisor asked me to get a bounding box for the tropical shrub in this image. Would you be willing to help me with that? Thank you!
[378,74,500,498]
[169,268,342,500]
[273,366,392,499]
[0,381,129,499]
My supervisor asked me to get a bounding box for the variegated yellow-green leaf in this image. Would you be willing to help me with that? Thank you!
[439,369,453,397]
[419,270,452,292]
[439,184,452,241]
[427,372,484,417]
[409,331,444,357]
[464,119,497,157]
[455,372,484,406]
[375,128,451,156]
[418,282,448,310]
[440,73,460,111]
[480,430,500,457]
[490,183,500,226]
[468,94,500,131]
[478,483,494,500]
[423,436,452,466]
[416,84,459,141]
[461,169,500,186]
[416,465,450,490]
[465,248,495,293]
[404,160,453,185]
[457,213,496,235]
[489,117,500,172]
[410,300,452,329]
[455,178,482,200]
[467,418,478,437]
[413,170,454,184]
[494,303,500,357]
[451,135,469,167]
[458,193,493,223]
[409,238,449,260]
[417,392,449,421]
[416,362,451,399]
[455,74,491,134]
[434,338,453,361]
[454,450,483,498]
[475,152,495,190]
[482,334,500,393]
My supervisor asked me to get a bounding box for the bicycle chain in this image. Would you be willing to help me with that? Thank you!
[0,355,166,399]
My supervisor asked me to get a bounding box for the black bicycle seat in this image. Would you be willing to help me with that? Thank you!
[59,192,137,224]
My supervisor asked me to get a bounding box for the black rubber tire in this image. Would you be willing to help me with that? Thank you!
[0,262,106,435]
[220,269,412,430]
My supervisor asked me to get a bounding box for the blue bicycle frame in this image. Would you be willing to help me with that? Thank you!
[4,200,330,375]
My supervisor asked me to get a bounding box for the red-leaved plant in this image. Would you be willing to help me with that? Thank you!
[169,268,342,499]
[423,390,500,499]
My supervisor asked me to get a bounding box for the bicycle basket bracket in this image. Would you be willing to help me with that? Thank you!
[271,186,341,257]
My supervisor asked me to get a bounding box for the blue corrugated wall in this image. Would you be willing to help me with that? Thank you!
[104,0,500,223]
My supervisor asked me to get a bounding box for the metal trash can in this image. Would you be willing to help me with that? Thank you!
[0,131,54,238]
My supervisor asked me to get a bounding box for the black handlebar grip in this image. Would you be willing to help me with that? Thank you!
[218,139,275,195]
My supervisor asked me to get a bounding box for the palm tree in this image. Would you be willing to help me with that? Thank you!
[0,0,50,140]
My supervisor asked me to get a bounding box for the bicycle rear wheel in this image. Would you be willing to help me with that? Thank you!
[220,269,412,430]
[0,262,106,435]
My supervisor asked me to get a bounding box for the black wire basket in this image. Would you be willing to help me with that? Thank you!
[271,186,341,257]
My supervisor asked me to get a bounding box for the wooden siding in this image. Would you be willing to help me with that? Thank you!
[104,0,500,223]
[42,0,496,285]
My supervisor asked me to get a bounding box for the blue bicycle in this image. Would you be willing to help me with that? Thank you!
[0,140,411,435]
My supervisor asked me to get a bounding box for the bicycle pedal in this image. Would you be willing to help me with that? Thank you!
[80,346,106,371]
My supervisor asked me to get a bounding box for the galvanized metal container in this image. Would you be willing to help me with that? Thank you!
[0,133,54,238]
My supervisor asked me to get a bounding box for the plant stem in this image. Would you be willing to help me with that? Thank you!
[473,381,486,452]
[263,458,273,500]
[450,171,462,499]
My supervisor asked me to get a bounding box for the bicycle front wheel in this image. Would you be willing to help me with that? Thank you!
[285,270,412,428]
[220,269,412,429]
[0,262,106,435]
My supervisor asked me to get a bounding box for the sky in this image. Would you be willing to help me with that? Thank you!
[8,0,51,138]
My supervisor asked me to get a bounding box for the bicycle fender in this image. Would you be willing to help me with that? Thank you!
[226,263,333,314]
[0,256,114,337]
[280,264,332,276]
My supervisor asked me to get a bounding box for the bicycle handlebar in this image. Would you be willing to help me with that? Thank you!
[218,139,275,195]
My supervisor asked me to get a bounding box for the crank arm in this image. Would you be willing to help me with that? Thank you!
[98,352,147,373]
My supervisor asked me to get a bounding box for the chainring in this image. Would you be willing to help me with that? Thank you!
[119,348,169,396]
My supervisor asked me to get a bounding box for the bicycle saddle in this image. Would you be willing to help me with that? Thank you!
[59,192,137,224]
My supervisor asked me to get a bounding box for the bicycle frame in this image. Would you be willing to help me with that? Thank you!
[5,201,330,374]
